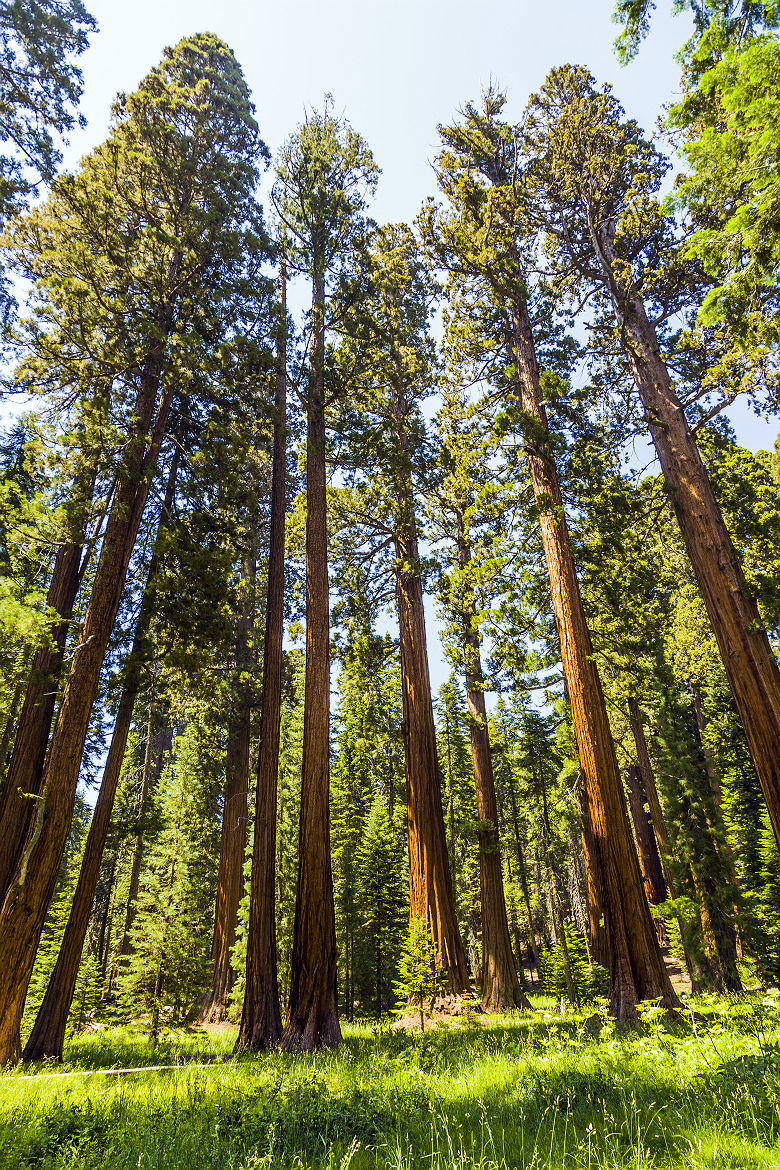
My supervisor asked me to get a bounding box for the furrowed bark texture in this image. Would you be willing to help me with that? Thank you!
[596,231,780,856]
[237,266,287,1052]
[199,565,253,1025]
[281,266,341,1052]
[21,452,179,1061]
[395,491,470,996]
[457,524,528,1010]
[626,765,667,906]
[574,776,609,969]
[510,294,678,1020]
[0,345,174,1066]
[0,456,99,904]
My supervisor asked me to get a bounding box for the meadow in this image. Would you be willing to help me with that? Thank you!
[1,994,778,1170]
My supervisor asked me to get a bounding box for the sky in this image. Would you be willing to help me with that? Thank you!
[64,0,775,455]
[71,0,690,231]
[15,0,780,710]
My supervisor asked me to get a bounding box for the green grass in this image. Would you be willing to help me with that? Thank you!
[1,994,779,1169]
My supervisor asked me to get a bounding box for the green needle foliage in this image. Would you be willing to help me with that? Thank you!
[394,915,447,1032]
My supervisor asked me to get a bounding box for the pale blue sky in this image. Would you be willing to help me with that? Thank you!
[34,0,775,737]
[65,0,775,456]
[71,0,688,229]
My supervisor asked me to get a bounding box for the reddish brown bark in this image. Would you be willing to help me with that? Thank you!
[594,231,780,857]
[0,339,175,1065]
[509,293,678,1020]
[237,265,287,1051]
[457,526,528,1011]
[281,265,340,1053]
[574,777,609,970]
[626,764,667,906]
[21,456,177,1061]
[0,456,98,904]
[199,567,253,1025]
[395,504,471,996]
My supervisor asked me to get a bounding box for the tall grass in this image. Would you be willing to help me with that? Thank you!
[1,995,778,1169]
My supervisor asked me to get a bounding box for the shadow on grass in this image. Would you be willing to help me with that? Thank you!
[1,1005,778,1169]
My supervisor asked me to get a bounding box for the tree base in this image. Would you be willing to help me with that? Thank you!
[196,997,231,1027]
[279,1009,341,1053]
[480,983,531,1013]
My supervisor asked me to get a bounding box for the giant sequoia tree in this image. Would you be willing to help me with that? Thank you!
[0,33,268,1065]
[333,224,470,996]
[237,259,288,1051]
[432,387,530,1010]
[525,66,780,857]
[272,106,377,1050]
[426,94,678,1019]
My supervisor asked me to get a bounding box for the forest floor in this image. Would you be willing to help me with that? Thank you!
[1,993,778,1170]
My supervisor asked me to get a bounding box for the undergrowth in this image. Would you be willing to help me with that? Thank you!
[1,994,778,1169]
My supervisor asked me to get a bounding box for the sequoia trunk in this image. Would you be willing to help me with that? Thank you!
[237,263,287,1051]
[0,338,175,1065]
[457,523,528,1010]
[199,563,253,1024]
[596,230,780,856]
[0,454,99,903]
[395,496,470,995]
[510,292,678,1020]
[281,264,341,1052]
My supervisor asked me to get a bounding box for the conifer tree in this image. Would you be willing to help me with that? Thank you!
[524,66,780,858]
[0,33,268,1065]
[272,105,377,1049]
[117,717,220,1037]
[432,389,529,1010]
[355,792,406,1017]
[333,223,470,996]
[22,449,181,1061]
[238,259,288,1050]
[426,93,677,1019]
[0,0,95,324]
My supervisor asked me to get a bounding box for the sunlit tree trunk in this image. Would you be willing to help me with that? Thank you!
[281,261,341,1052]
[0,452,100,904]
[395,487,470,996]
[237,262,287,1050]
[596,227,780,856]
[509,291,678,1020]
